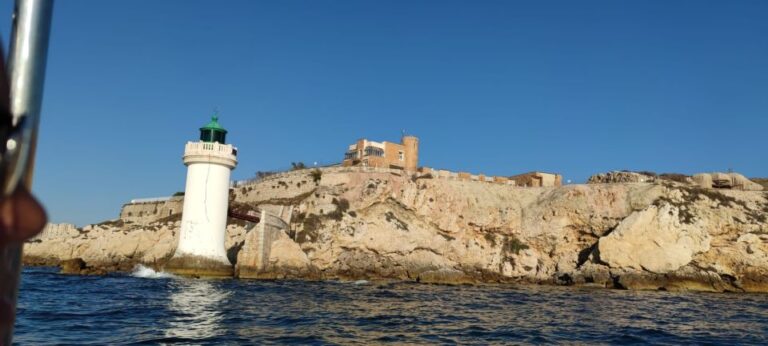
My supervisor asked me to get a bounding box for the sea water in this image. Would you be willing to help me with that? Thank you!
[12,267,768,345]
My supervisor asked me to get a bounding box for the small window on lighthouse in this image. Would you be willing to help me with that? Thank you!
[398,151,404,161]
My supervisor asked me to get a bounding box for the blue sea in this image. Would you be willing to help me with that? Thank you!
[12,266,768,345]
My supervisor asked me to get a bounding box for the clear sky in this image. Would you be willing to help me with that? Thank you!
[0,1,766,226]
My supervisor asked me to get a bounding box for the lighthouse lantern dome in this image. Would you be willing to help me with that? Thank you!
[200,115,227,144]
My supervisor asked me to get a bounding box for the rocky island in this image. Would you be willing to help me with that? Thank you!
[24,167,768,293]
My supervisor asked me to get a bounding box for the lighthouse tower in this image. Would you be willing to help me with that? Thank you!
[166,115,238,277]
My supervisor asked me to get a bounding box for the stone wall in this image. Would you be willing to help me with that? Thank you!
[31,223,79,241]
[236,210,293,278]
[420,167,516,185]
[119,197,184,224]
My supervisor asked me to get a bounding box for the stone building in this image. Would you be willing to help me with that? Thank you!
[693,172,763,191]
[509,171,563,187]
[342,135,419,171]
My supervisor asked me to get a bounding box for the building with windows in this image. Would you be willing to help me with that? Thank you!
[509,171,562,187]
[342,135,419,171]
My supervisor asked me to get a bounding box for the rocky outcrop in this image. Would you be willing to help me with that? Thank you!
[237,228,315,279]
[25,167,768,292]
[598,204,711,273]
[24,221,248,273]
[693,172,764,191]
[59,258,86,274]
[225,168,768,291]
[587,171,656,184]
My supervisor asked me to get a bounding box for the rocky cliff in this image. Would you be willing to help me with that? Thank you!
[25,168,768,292]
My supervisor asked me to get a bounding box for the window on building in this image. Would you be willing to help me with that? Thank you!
[344,151,358,160]
[398,151,404,161]
[364,146,384,157]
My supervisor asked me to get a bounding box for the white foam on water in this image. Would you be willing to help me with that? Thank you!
[353,280,369,285]
[131,264,178,279]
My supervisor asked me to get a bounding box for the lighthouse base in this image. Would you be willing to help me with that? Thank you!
[165,255,233,278]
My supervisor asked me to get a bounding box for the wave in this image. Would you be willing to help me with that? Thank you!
[131,264,178,279]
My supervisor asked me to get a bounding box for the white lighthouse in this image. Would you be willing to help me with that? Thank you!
[166,115,237,277]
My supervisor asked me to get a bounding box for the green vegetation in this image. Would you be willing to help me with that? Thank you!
[502,235,529,255]
[291,162,307,170]
[653,185,768,224]
[155,213,182,224]
[411,173,434,182]
[620,170,690,183]
[752,178,768,190]
[653,195,696,224]
[96,219,125,228]
[172,191,185,197]
[484,233,497,247]
[652,185,731,224]
[658,173,690,183]
[332,198,350,212]
[636,171,658,177]
[384,211,409,231]
[328,198,351,221]
[291,211,306,224]
[296,213,322,243]
[256,171,276,179]
[310,169,323,183]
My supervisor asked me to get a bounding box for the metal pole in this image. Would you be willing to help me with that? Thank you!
[8,0,54,188]
[0,1,54,344]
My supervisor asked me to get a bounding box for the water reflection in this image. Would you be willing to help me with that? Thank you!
[13,268,768,345]
[164,279,229,341]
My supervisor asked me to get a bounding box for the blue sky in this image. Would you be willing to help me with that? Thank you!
[1,1,766,226]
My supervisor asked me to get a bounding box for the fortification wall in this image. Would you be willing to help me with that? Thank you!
[419,167,516,186]
[119,197,184,224]
[31,223,80,241]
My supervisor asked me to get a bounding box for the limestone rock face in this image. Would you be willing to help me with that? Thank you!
[598,204,711,273]
[59,258,86,274]
[226,168,767,290]
[237,229,313,279]
[34,223,80,239]
[24,221,247,273]
[25,167,768,292]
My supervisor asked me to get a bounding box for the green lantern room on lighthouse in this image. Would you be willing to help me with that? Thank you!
[200,115,227,144]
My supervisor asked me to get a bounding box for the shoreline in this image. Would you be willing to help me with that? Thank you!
[22,258,768,294]
[24,169,768,294]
